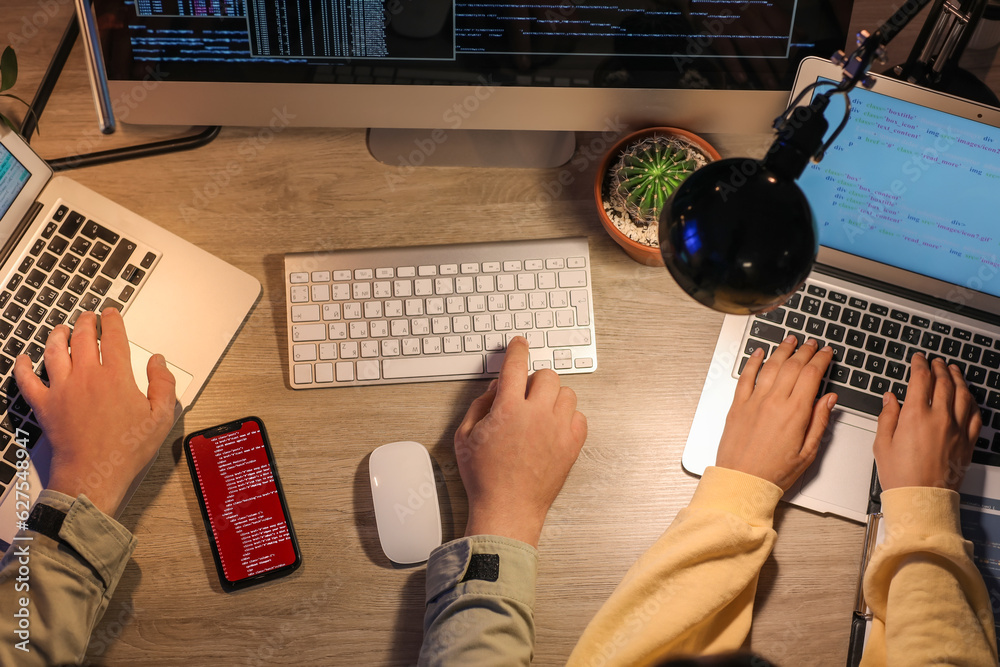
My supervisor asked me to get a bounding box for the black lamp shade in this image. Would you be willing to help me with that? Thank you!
[659,157,818,314]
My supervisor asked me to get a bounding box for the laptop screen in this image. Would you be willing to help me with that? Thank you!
[0,145,29,219]
[798,82,1000,298]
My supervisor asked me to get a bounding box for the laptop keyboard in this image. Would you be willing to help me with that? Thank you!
[737,277,1000,467]
[285,237,597,388]
[0,202,160,494]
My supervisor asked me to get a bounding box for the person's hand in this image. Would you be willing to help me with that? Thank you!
[716,336,837,490]
[13,308,177,515]
[454,336,587,547]
[874,353,980,491]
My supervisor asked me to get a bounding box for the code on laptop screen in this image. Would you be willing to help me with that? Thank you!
[0,146,30,219]
[799,83,1000,298]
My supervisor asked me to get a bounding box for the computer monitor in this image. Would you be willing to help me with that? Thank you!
[95,0,854,166]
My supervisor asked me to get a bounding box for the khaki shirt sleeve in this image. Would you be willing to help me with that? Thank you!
[0,490,136,667]
[860,486,997,667]
[419,535,538,666]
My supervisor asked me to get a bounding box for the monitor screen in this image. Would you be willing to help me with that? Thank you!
[800,81,1000,298]
[99,0,850,90]
[95,0,854,134]
[0,147,30,219]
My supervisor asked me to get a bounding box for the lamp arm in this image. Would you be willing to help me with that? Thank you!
[832,0,937,93]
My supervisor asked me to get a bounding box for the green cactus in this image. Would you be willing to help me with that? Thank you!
[609,136,701,226]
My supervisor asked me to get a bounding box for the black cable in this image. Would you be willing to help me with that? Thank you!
[20,11,219,170]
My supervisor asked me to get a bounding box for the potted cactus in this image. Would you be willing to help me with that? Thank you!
[595,127,720,265]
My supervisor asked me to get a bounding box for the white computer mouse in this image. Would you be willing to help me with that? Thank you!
[369,441,442,564]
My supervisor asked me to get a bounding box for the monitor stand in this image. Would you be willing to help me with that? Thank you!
[367,128,576,169]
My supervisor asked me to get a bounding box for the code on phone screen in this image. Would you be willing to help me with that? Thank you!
[188,421,296,582]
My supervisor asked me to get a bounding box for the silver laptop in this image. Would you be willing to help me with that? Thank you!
[0,128,260,546]
[683,57,1000,522]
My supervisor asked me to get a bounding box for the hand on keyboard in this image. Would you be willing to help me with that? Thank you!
[717,335,838,491]
[455,336,588,548]
[873,353,980,492]
[12,309,176,515]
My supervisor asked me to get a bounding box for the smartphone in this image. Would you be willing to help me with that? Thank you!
[183,416,301,592]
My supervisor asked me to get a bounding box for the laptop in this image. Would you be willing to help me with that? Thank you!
[683,56,1000,523]
[0,127,260,547]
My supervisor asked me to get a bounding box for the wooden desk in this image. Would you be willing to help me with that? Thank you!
[4,2,997,664]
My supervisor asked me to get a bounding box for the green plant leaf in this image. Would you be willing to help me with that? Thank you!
[0,47,17,93]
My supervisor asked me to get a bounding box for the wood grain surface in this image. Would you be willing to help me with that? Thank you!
[2,2,997,664]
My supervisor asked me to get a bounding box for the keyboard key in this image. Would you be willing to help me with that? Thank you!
[889,309,909,322]
[841,309,860,327]
[864,356,885,374]
[849,370,871,389]
[830,363,850,383]
[807,285,826,297]
[961,344,983,364]
[911,316,929,328]
[81,220,120,244]
[757,308,785,324]
[745,339,769,357]
[871,377,890,394]
[870,304,889,316]
[846,349,865,368]
[846,330,866,348]
[806,318,824,336]
[901,326,920,345]
[932,322,951,334]
[828,383,883,415]
[383,355,485,379]
[891,382,907,401]
[829,291,847,303]
[820,303,841,321]
[825,323,845,342]
[942,338,962,357]
[954,328,972,341]
[69,237,91,256]
[786,312,805,330]
[47,236,68,255]
[101,240,137,279]
[864,336,885,355]
[969,365,988,386]
[801,297,820,315]
[984,350,1000,369]
[920,332,941,351]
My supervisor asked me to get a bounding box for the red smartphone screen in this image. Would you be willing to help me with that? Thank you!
[186,420,298,584]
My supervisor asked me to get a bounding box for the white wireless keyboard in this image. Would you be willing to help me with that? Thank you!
[284,237,598,388]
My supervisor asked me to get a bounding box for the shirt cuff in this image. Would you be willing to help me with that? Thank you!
[880,486,963,539]
[19,490,137,589]
[425,535,538,608]
[691,467,785,528]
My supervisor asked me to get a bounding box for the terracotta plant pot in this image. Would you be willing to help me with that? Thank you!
[595,127,722,266]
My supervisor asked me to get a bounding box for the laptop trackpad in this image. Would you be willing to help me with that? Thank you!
[795,416,876,516]
[129,341,194,399]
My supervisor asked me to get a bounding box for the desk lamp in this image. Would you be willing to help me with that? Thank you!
[658,0,949,314]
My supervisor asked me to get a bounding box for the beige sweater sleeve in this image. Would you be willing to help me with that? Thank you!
[566,466,783,667]
[860,487,998,667]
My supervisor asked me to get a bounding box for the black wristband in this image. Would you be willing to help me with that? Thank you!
[25,503,68,542]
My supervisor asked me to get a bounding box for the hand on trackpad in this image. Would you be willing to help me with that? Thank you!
[128,341,193,399]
